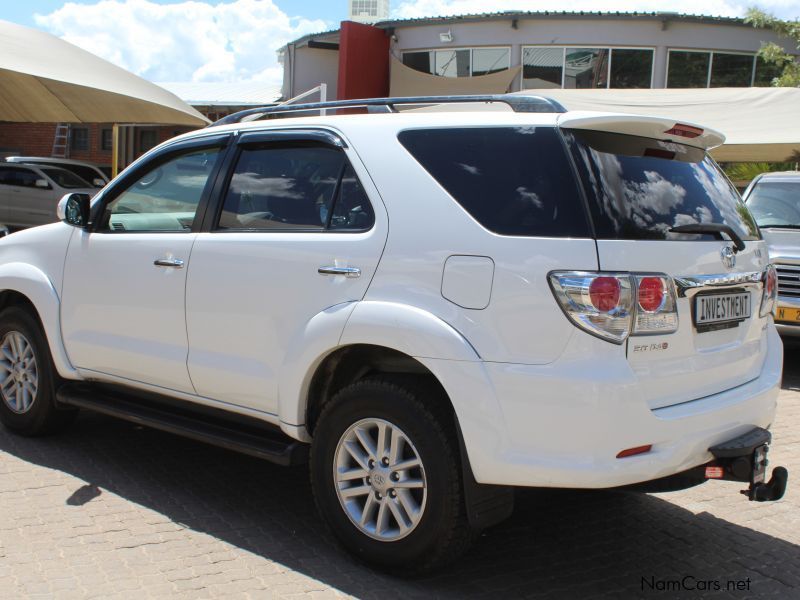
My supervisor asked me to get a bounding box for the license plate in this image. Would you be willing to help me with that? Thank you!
[776,306,800,323]
[695,292,751,327]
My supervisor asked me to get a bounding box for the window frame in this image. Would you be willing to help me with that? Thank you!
[521,45,655,89]
[207,128,376,235]
[89,133,233,234]
[401,46,512,78]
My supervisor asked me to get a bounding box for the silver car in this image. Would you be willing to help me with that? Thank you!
[744,171,800,338]
[4,156,108,188]
[0,163,96,230]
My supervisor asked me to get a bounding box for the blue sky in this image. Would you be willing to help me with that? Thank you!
[4,1,344,28]
[3,1,798,86]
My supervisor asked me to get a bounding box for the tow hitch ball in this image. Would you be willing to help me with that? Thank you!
[708,427,789,502]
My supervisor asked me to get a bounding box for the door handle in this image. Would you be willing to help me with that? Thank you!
[318,266,361,278]
[154,258,185,268]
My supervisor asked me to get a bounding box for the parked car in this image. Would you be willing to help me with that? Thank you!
[0,95,788,573]
[5,156,108,188]
[0,163,96,229]
[743,171,800,338]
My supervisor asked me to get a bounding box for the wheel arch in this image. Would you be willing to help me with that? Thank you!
[0,263,79,379]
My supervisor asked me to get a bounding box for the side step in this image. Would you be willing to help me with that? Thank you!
[56,383,308,466]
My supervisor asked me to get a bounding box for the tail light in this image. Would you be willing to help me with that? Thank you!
[633,275,678,334]
[760,264,777,318]
[549,271,678,344]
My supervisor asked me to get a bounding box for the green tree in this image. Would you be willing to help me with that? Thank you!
[746,8,800,86]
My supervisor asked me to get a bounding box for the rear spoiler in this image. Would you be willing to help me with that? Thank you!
[556,112,725,151]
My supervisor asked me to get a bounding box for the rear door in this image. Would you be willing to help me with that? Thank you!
[185,129,388,415]
[562,124,768,409]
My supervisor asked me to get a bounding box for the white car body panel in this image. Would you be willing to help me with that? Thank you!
[61,230,197,393]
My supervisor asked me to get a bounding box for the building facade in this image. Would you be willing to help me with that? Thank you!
[282,11,796,100]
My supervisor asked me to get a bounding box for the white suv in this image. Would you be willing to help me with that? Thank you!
[0,95,788,573]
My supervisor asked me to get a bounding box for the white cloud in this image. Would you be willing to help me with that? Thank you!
[34,0,328,84]
[393,0,800,20]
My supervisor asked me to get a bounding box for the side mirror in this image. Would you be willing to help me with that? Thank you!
[35,178,50,189]
[92,178,106,187]
[57,193,91,228]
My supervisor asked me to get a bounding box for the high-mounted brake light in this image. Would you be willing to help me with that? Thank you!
[664,123,704,139]
[549,272,678,343]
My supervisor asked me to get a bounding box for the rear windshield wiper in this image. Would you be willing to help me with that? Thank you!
[758,224,800,230]
[669,223,746,253]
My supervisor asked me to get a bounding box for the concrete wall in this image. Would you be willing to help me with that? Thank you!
[288,46,339,100]
[388,17,795,89]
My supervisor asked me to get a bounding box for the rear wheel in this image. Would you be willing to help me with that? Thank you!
[0,307,75,435]
[310,377,473,573]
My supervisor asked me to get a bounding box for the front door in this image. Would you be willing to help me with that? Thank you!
[61,137,229,393]
[185,131,387,415]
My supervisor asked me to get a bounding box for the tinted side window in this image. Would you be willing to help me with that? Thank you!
[100,146,223,232]
[398,127,590,237]
[218,145,373,232]
[0,167,16,186]
[329,164,375,231]
[564,129,759,241]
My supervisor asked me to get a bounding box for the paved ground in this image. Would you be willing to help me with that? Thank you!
[1,351,799,599]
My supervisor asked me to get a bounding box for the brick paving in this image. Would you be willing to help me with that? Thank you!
[1,350,799,599]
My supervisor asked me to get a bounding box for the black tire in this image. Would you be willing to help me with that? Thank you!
[310,376,473,574]
[0,306,76,435]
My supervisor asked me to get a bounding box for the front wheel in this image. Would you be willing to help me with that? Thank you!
[310,377,473,574]
[0,307,75,435]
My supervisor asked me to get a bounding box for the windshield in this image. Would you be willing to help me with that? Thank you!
[40,167,92,189]
[564,129,760,242]
[746,180,800,228]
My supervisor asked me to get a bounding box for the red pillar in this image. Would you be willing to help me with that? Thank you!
[337,21,390,100]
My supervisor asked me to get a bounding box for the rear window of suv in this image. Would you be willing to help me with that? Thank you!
[564,129,759,241]
[398,126,591,237]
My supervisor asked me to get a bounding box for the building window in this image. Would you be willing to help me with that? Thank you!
[101,128,113,152]
[609,49,654,88]
[667,50,761,88]
[70,127,89,152]
[710,52,755,87]
[403,47,511,78]
[522,47,563,89]
[666,51,711,88]
[523,47,653,89]
[138,130,158,154]
[754,56,783,86]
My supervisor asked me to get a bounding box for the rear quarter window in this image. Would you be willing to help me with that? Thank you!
[397,126,591,237]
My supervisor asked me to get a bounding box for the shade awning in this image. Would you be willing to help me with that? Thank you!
[390,56,521,97]
[0,20,208,127]
[514,88,800,162]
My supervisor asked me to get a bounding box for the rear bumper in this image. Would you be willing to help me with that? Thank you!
[421,324,782,489]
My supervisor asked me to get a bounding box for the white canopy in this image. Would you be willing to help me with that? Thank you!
[514,88,800,163]
[0,20,208,127]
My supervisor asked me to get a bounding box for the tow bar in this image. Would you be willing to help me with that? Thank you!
[707,427,788,501]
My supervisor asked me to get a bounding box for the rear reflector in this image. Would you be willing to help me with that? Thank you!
[705,466,725,479]
[664,123,704,139]
[616,444,652,459]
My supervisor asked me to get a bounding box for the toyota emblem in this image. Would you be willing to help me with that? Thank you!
[720,245,736,269]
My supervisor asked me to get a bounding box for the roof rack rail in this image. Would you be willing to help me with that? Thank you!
[210,94,567,127]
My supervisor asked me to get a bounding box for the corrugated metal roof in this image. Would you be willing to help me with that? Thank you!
[287,11,758,48]
[156,82,282,106]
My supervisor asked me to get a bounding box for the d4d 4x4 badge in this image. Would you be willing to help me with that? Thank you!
[721,245,737,270]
